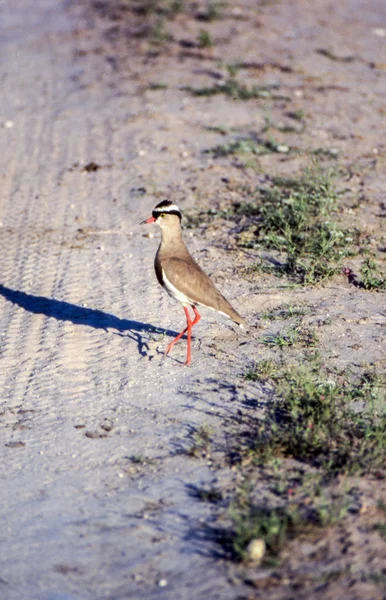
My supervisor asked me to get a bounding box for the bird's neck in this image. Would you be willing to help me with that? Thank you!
[158,226,190,258]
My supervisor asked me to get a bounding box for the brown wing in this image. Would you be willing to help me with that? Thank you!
[160,256,245,325]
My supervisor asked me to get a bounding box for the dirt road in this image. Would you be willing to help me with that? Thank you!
[1,1,385,599]
[0,2,254,598]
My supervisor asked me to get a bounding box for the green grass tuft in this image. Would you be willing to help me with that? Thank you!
[233,166,353,284]
[219,366,385,563]
[228,494,347,562]
[251,366,385,476]
[360,252,386,290]
[261,304,308,321]
[204,137,292,158]
[181,78,287,101]
[197,29,214,48]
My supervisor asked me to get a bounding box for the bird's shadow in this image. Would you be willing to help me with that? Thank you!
[0,284,178,357]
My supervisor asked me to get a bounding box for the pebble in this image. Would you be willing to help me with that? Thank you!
[372,28,386,37]
[246,538,266,564]
[158,579,168,587]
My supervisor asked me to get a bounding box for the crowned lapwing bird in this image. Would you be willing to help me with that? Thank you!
[141,200,245,365]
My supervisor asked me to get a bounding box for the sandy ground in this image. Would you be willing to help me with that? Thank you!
[0,1,385,599]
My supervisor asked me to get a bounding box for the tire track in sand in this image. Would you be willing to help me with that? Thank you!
[0,3,237,600]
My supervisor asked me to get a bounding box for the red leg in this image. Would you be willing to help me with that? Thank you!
[185,307,193,366]
[185,307,201,366]
[165,306,201,365]
[165,324,187,355]
[191,306,201,327]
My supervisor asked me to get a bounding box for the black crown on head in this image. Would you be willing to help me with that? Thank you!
[152,200,182,220]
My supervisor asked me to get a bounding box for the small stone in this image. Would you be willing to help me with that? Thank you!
[138,149,147,156]
[276,144,289,153]
[100,419,114,432]
[4,120,14,128]
[158,578,168,587]
[5,441,25,448]
[372,28,386,37]
[246,538,266,564]
[83,162,100,172]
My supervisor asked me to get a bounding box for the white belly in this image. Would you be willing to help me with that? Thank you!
[162,270,193,307]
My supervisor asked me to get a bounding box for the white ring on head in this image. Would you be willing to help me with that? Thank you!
[154,203,181,213]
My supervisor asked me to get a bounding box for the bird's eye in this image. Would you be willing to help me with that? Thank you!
[160,213,165,218]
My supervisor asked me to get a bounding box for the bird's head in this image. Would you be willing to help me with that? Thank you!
[141,200,182,229]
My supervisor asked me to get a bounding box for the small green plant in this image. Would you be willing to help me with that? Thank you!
[182,78,286,101]
[261,305,307,321]
[253,366,385,476]
[287,109,305,120]
[204,138,263,157]
[368,572,386,585]
[170,0,183,13]
[230,503,302,560]
[204,136,292,159]
[187,424,213,457]
[226,63,240,78]
[261,329,299,348]
[360,252,385,290]
[312,147,341,159]
[197,29,213,48]
[193,486,223,503]
[373,500,386,539]
[130,454,147,464]
[129,0,179,48]
[230,165,352,283]
[150,17,171,45]
[132,0,183,16]
[261,327,318,349]
[204,125,229,135]
[227,489,348,562]
[258,170,348,283]
[244,359,278,381]
[148,81,168,90]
